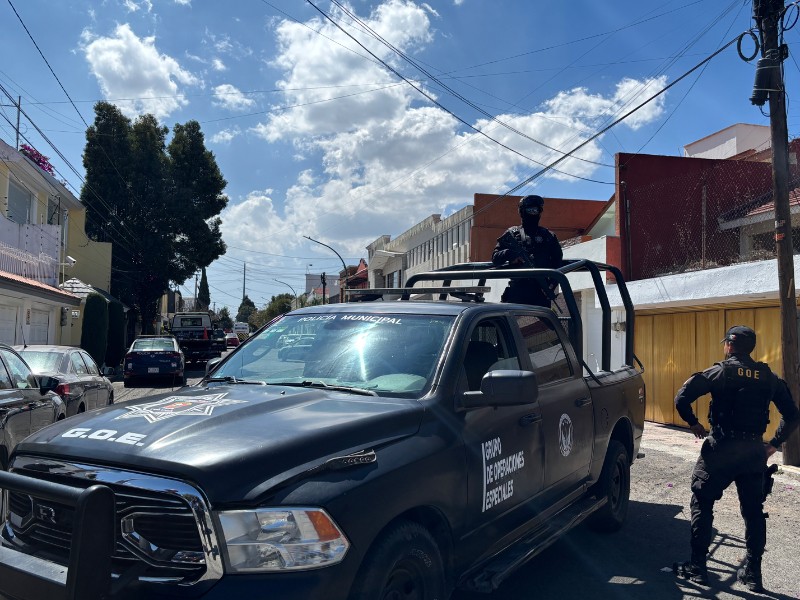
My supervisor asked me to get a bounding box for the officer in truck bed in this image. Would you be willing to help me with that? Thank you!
[491,194,562,307]
[673,325,800,592]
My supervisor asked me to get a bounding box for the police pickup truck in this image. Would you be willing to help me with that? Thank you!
[0,260,644,600]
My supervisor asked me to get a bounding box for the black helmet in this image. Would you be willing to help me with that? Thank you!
[519,194,544,217]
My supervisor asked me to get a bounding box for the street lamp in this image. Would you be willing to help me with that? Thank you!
[274,279,297,309]
[303,235,348,302]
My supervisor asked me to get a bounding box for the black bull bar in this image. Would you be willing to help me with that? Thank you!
[0,469,115,600]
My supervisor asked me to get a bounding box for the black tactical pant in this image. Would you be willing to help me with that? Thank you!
[689,435,767,564]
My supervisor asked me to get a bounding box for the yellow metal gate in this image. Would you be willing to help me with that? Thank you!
[635,305,784,441]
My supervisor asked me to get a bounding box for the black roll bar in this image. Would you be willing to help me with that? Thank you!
[0,470,115,600]
[404,258,637,369]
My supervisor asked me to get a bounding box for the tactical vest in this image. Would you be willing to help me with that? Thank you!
[709,359,774,435]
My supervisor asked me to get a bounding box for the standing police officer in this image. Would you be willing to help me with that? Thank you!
[673,325,800,591]
[491,194,562,307]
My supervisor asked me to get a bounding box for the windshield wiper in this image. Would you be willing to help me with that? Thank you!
[205,376,264,385]
[267,381,378,396]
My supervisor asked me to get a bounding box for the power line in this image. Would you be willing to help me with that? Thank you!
[305,0,613,184]
[6,0,89,128]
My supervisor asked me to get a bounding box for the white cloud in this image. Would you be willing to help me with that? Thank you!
[82,24,199,119]
[543,76,668,132]
[213,84,255,111]
[222,1,667,258]
[212,58,226,71]
[175,0,192,5]
[123,0,152,12]
[210,127,240,144]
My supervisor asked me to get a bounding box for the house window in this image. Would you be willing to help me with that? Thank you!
[386,270,402,288]
[7,180,32,224]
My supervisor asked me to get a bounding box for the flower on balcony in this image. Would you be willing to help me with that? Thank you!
[19,143,55,175]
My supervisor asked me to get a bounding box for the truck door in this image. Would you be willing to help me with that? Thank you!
[460,316,546,554]
[514,313,594,498]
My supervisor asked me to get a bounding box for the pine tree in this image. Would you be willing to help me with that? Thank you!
[198,268,211,310]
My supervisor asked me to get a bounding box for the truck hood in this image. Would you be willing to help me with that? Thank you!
[15,385,424,503]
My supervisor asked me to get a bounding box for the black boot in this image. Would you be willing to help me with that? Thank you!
[737,555,764,592]
[673,560,709,585]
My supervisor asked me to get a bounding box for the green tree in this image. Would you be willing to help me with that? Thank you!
[80,103,228,333]
[236,295,256,324]
[250,294,293,329]
[81,293,109,366]
[217,307,233,330]
[197,268,210,310]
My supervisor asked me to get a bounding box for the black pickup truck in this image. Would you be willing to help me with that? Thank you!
[0,260,644,600]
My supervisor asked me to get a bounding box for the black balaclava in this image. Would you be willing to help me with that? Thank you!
[519,195,544,232]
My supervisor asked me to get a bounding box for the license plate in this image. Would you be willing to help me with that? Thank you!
[147,367,159,373]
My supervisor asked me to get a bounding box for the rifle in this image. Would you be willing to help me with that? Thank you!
[498,230,560,309]
[762,463,779,518]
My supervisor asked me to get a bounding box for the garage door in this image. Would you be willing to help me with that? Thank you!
[0,306,17,345]
[29,309,49,344]
[635,306,783,441]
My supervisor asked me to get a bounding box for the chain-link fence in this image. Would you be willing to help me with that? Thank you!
[618,152,800,282]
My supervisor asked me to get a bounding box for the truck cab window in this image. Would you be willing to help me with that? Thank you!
[515,315,572,384]
[463,320,520,391]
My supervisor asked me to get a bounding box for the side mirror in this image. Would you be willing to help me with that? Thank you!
[461,370,539,409]
[102,367,116,377]
[206,357,222,375]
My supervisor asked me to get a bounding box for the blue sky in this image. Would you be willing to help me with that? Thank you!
[0,0,792,312]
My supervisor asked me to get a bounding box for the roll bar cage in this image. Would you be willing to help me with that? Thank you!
[346,259,636,370]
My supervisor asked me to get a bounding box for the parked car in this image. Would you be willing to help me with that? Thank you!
[14,345,114,417]
[123,336,185,387]
[211,328,227,354]
[225,332,240,348]
[0,343,65,471]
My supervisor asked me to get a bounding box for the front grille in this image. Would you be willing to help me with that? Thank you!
[4,459,221,585]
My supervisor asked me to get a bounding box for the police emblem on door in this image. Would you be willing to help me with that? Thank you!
[559,413,573,457]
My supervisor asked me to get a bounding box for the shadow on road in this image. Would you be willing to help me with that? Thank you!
[454,499,795,600]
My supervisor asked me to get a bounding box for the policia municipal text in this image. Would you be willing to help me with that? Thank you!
[673,325,800,591]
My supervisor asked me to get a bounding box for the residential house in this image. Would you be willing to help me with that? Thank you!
[0,139,102,344]
[596,125,800,441]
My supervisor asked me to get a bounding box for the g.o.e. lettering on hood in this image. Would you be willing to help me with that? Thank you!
[62,427,147,446]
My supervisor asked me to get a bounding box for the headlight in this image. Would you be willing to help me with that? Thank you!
[217,507,349,572]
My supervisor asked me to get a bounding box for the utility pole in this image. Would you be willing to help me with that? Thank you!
[321,272,327,305]
[753,0,800,464]
[243,263,247,301]
[194,272,199,311]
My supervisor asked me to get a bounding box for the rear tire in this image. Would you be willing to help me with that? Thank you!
[350,521,446,600]
[588,440,630,532]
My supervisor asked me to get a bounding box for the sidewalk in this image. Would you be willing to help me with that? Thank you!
[642,421,800,480]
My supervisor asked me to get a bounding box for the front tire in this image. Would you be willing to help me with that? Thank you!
[351,521,446,600]
[588,440,630,532]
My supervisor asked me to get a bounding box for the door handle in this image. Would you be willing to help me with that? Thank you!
[519,413,542,426]
[575,398,592,408]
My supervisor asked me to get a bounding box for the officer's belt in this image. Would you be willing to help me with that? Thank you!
[711,427,763,442]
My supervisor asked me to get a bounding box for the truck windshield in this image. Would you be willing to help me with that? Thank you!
[213,313,454,397]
